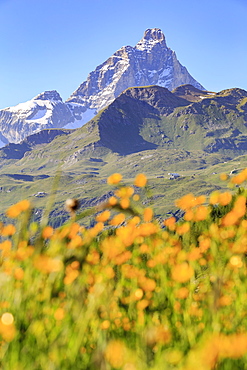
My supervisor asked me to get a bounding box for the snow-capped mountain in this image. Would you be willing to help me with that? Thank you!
[66,28,204,116]
[0,91,76,146]
[0,28,205,147]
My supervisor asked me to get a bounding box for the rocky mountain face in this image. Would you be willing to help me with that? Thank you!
[0,28,205,147]
[66,28,205,119]
[0,91,75,146]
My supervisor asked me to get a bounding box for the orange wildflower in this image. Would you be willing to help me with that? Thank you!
[231,170,247,185]
[42,226,53,239]
[218,295,232,307]
[222,211,239,227]
[67,235,83,249]
[15,245,34,261]
[115,186,134,198]
[175,193,196,210]
[137,299,150,310]
[220,173,228,181]
[114,251,132,265]
[107,173,122,185]
[184,209,194,221]
[104,340,126,369]
[164,216,176,229]
[0,313,16,341]
[171,262,194,283]
[6,199,31,218]
[229,255,243,268]
[86,250,100,265]
[14,268,24,280]
[96,210,111,222]
[108,196,118,206]
[120,198,130,209]
[68,223,80,239]
[54,308,65,320]
[218,192,232,206]
[187,247,202,261]
[0,240,12,252]
[109,213,125,226]
[1,224,16,236]
[134,289,144,300]
[194,205,209,221]
[176,222,190,235]
[34,255,63,274]
[143,208,153,222]
[175,287,189,299]
[199,238,211,253]
[138,277,156,292]
[133,194,140,201]
[233,195,246,217]
[134,173,147,187]
[64,269,79,285]
[101,320,110,330]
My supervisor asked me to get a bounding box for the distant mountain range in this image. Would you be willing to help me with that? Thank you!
[0,28,204,147]
[1,84,247,163]
[1,83,247,224]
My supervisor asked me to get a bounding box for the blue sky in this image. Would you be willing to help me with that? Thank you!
[0,0,246,109]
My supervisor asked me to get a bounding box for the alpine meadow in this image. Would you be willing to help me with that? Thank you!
[1,26,247,369]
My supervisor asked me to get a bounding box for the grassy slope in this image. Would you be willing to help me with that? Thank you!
[1,86,247,224]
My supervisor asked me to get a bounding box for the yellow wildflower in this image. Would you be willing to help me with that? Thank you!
[96,210,111,222]
[42,226,54,239]
[104,340,126,369]
[109,213,125,226]
[219,192,232,206]
[1,224,16,236]
[107,173,122,185]
[6,199,30,218]
[171,262,194,283]
[134,173,147,187]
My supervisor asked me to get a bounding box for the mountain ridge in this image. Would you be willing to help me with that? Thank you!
[1,84,247,224]
[2,84,247,162]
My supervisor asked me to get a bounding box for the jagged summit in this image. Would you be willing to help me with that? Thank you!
[66,28,205,122]
[34,90,63,102]
[135,28,167,51]
[143,28,165,41]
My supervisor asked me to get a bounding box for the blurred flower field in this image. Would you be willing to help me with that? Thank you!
[1,171,247,369]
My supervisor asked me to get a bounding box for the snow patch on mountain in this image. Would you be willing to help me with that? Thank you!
[26,108,47,121]
[64,106,96,129]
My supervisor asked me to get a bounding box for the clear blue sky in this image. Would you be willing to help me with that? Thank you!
[0,0,246,109]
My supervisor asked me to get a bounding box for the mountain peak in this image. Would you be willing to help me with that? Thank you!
[135,28,167,51]
[143,28,165,42]
[34,90,62,102]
